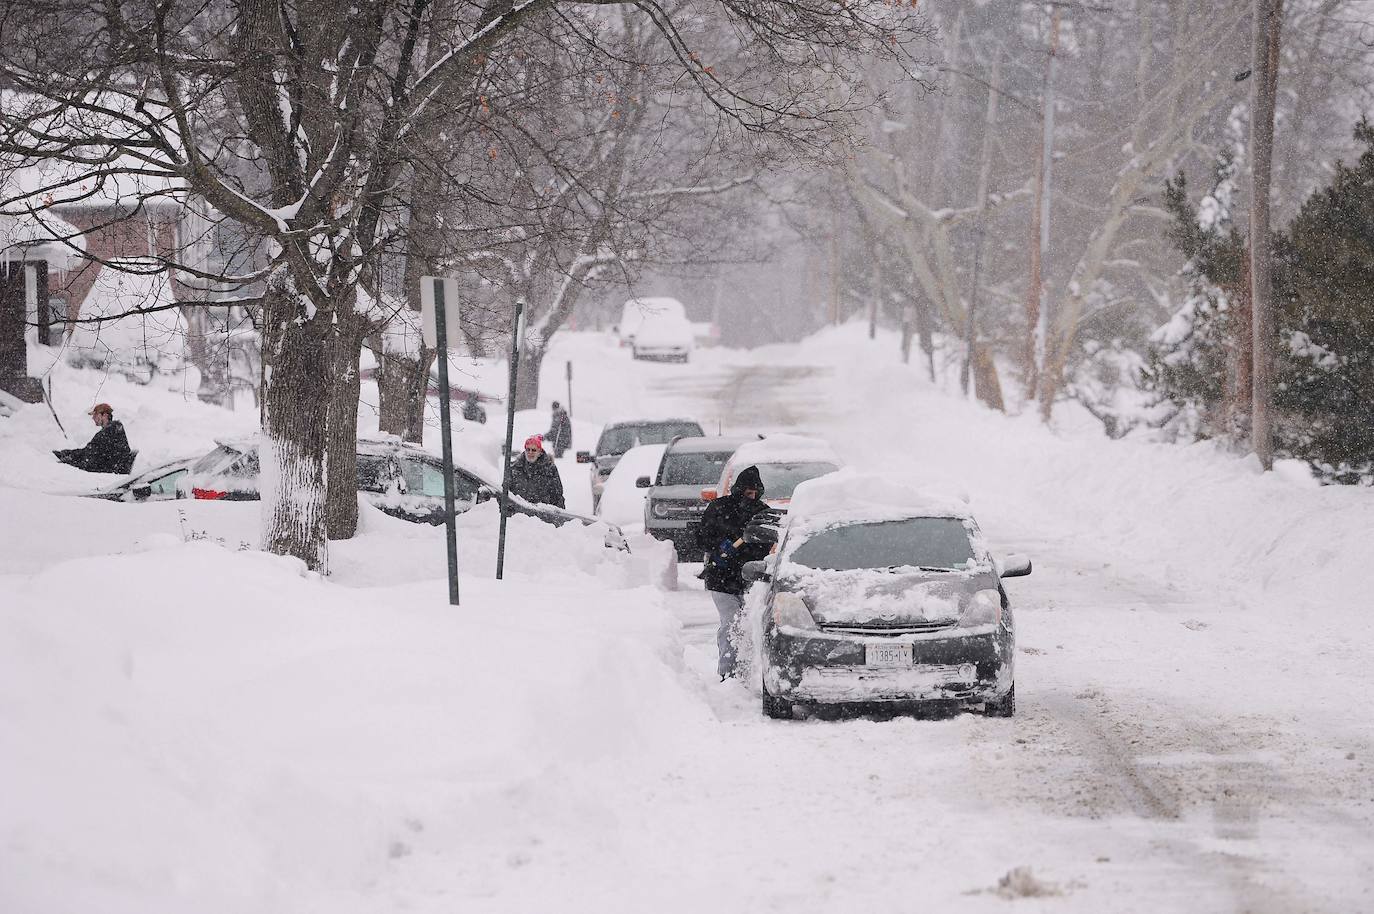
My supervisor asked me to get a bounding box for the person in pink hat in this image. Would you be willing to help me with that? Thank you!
[507,435,565,508]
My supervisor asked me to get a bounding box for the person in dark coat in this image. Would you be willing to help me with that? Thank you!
[696,464,771,679]
[507,435,565,509]
[53,402,135,474]
[545,401,572,458]
[462,393,487,424]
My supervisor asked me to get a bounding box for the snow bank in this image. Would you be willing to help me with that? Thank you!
[0,541,702,914]
[595,442,665,528]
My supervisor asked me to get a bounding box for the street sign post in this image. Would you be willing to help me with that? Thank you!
[496,300,525,581]
[421,275,461,606]
[565,360,573,418]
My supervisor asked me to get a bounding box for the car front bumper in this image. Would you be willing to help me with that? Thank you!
[762,625,1013,705]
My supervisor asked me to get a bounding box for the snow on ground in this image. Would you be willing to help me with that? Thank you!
[2,323,1372,912]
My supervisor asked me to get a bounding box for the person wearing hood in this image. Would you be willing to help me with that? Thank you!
[53,403,135,474]
[696,464,772,680]
[544,401,573,458]
[507,435,565,509]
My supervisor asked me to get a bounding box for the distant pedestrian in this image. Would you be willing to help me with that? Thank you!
[545,401,573,458]
[462,393,487,424]
[508,435,565,509]
[696,464,771,680]
[53,403,135,474]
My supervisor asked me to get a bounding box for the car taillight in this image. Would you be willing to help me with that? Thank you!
[192,487,228,500]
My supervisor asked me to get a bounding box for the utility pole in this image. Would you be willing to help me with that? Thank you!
[1023,9,1059,404]
[1250,0,1282,470]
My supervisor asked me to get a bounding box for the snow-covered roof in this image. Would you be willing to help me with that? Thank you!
[728,433,839,467]
[786,469,972,528]
[0,211,86,266]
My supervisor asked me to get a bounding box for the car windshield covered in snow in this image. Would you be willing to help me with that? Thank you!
[189,445,257,477]
[659,450,732,486]
[789,517,976,572]
[757,462,840,500]
[597,422,703,456]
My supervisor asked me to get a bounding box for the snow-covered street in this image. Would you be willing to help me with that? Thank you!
[3,328,1372,913]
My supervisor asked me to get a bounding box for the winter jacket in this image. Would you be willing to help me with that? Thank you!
[507,451,566,509]
[545,408,573,454]
[696,465,771,595]
[54,420,134,474]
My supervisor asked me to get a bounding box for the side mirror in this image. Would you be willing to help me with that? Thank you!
[701,488,718,501]
[635,476,652,489]
[576,451,592,464]
[741,560,771,584]
[476,485,496,503]
[132,485,152,501]
[998,554,1033,578]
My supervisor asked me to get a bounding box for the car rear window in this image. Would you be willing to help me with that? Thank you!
[755,462,839,500]
[660,450,732,486]
[789,517,976,572]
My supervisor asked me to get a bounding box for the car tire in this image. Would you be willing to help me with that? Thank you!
[762,686,794,720]
[982,684,1015,718]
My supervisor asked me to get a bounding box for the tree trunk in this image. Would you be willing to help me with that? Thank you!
[259,273,331,572]
[326,304,366,540]
[1250,0,1282,471]
[1224,254,1254,442]
[376,344,434,443]
[972,343,1005,412]
[513,341,545,411]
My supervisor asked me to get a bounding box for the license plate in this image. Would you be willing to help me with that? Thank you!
[865,643,910,667]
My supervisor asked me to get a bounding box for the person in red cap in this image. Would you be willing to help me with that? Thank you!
[53,402,135,474]
[507,434,565,508]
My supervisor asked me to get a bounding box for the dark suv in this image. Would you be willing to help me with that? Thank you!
[577,418,704,511]
[638,435,753,559]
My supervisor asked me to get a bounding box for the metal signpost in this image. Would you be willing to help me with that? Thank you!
[421,276,461,605]
[565,360,573,417]
[495,300,525,580]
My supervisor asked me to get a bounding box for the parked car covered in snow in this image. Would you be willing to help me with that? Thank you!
[631,312,694,363]
[577,417,705,511]
[614,296,686,348]
[746,471,1030,719]
[640,434,755,559]
[705,434,842,509]
[85,437,626,545]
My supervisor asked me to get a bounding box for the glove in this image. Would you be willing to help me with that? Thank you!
[710,538,739,569]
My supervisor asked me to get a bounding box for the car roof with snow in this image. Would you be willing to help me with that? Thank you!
[785,469,973,529]
[726,433,840,467]
[599,417,703,432]
[665,434,756,454]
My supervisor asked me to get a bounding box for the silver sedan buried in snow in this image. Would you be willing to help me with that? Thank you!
[745,505,1031,720]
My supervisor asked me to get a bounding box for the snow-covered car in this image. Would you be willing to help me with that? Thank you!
[746,472,1031,720]
[640,434,755,559]
[576,417,705,511]
[596,443,668,529]
[631,313,694,363]
[615,296,686,348]
[85,438,625,545]
[705,434,843,509]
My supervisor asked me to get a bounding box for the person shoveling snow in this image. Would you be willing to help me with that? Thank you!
[52,403,135,475]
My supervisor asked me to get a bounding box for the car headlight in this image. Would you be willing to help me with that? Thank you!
[652,501,671,518]
[961,589,1002,626]
[773,592,817,631]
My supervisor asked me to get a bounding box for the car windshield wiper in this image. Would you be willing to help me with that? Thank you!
[881,564,958,573]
